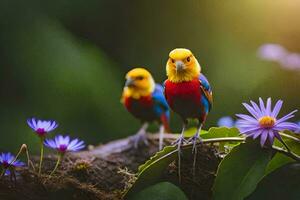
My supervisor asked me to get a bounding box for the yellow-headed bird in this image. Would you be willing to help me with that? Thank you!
[121,68,170,149]
[164,48,212,148]
[164,48,213,179]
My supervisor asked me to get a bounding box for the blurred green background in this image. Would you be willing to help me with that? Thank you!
[0,0,299,153]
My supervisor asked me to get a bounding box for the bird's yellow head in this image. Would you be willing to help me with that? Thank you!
[122,68,155,99]
[166,48,201,83]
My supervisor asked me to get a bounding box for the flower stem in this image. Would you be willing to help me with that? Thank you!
[279,139,291,152]
[279,132,300,143]
[49,154,63,177]
[272,145,300,162]
[38,139,44,175]
[23,144,35,171]
[180,137,300,162]
[182,137,245,149]
[9,144,26,167]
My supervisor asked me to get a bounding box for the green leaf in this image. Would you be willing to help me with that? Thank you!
[266,134,300,174]
[212,141,273,200]
[124,146,177,198]
[282,130,300,139]
[202,127,241,152]
[129,182,188,200]
[247,163,300,200]
[202,127,240,139]
[124,127,243,198]
[138,146,176,174]
[178,127,239,139]
[183,127,206,137]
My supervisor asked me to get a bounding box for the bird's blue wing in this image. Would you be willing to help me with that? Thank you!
[199,74,213,112]
[199,73,212,92]
[152,84,170,119]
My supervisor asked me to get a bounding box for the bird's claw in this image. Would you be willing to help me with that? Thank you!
[130,131,149,149]
[172,136,187,157]
[188,134,202,154]
[172,135,187,183]
[172,135,188,146]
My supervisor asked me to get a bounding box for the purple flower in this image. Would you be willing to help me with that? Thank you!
[258,44,287,62]
[236,98,299,147]
[27,118,58,137]
[0,152,25,175]
[217,116,235,127]
[44,135,85,153]
[297,121,300,133]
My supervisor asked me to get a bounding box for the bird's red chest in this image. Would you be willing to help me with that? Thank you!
[124,95,157,121]
[164,79,202,118]
[124,95,153,110]
[164,79,201,104]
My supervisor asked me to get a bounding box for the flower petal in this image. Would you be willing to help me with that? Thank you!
[236,114,258,122]
[266,98,272,116]
[268,130,275,145]
[260,129,268,147]
[259,98,266,113]
[250,101,263,117]
[275,122,300,131]
[271,100,283,118]
[240,127,261,134]
[242,103,260,119]
[253,129,264,139]
[276,110,298,124]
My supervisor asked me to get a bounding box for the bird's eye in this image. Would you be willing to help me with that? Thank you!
[171,59,175,63]
[136,76,144,80]
[187,57,190,62]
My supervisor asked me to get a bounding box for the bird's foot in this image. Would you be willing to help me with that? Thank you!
[172,135,187,183]
[188,134,202,179]
[172,135,188,158]
[172,135,187,146]
[130,131,149,149]
[188,134,202,154]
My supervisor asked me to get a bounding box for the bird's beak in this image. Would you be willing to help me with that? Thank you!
[125,78,135,87]
[175,61,185,72]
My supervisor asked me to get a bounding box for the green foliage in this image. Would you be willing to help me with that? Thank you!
[138,146,176,174]
[124,127,243,198]
[212,141,273,200]
[266,137,300,174]
[202,127,240,152]
[183,127,206,137]
[247,163,300,200]
[202,127,240,139]
[129,182,188,200]
[125,145,177,198]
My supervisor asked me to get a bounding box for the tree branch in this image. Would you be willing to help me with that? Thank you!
[271,145,300,162]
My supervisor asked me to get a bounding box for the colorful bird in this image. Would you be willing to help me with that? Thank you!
[164,48,213,177]
[121,68,170,149]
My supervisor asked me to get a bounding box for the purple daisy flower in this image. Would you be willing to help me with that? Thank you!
[0,152,25,175]
[236,98,299,147]
[217,116,235,127]
[27,117,58,137]
[44,135,85,153]
[296,121,300,133]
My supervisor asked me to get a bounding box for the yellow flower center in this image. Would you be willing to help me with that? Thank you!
[258,116,276,128]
